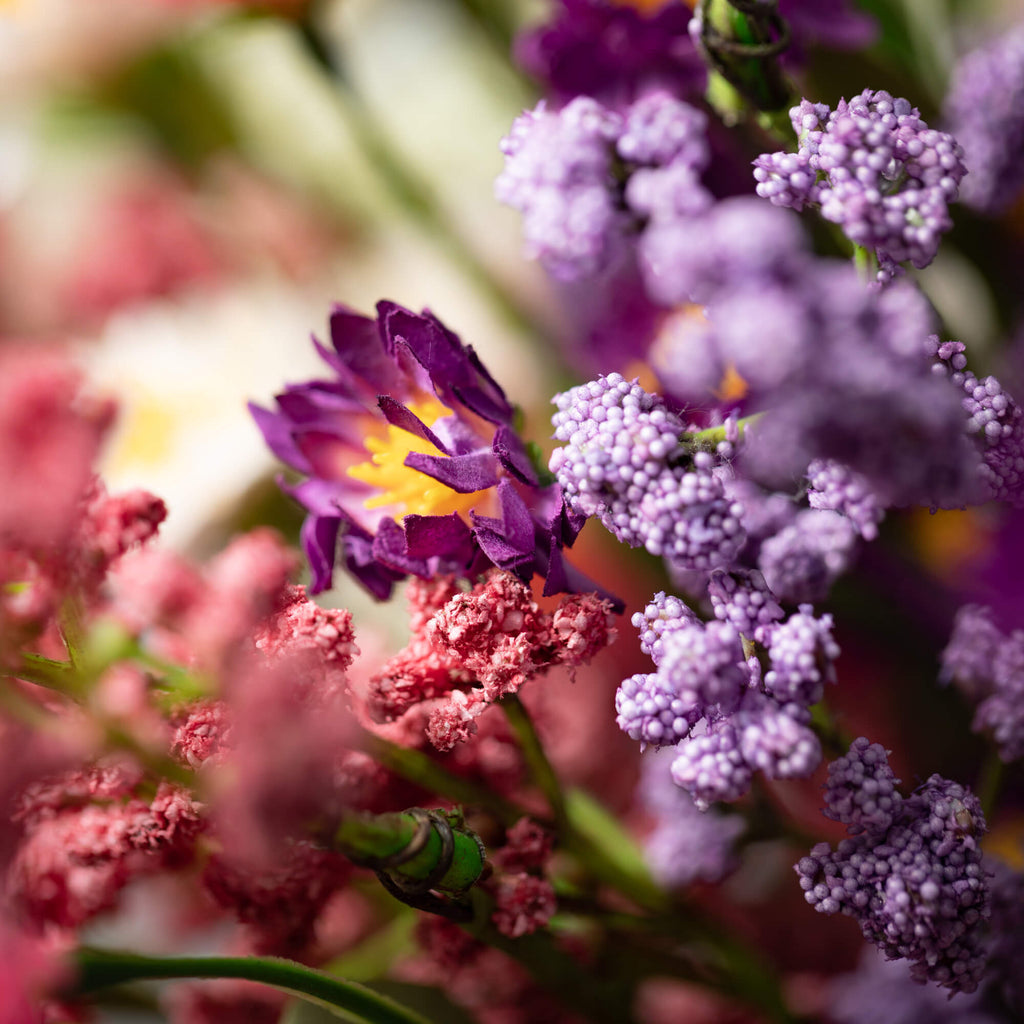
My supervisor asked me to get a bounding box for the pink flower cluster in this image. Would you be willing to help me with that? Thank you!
[363,571,616,751]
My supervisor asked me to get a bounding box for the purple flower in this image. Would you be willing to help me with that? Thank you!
[798,741,991,995]
[513,0,705,107]
[929,336,1024,506]
[758,509,857,605]
[497,92,711,284]
[251,301,589,600]
[831,948,994,1024]
[550,373,745,570]
[639,750,743,889]
[944,24,1024,214]
[806,458,886,540]
[755,91,967,274]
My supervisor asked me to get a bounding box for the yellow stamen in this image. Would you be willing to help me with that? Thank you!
[346,399,490,521]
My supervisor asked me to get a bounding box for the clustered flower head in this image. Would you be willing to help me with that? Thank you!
[929,335,1024,506]
[754,90,967,275]
[250,300,592,601]
[944,24,1024,214]
[550,373,744,570]
[797,739,991,994]
[362,569,616,751]
[942,604,1024,762]
[496,91,711,283]
[616,585,836,809]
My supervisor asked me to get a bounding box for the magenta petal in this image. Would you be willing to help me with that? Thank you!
[372,518,430,577]
[300,514,339,594]
[378,396,450,454]
[551,496,588,547]
[377,300,513,425]
[471,480,535,573]
[493,426,539,485]
[343,528,404,599]
[405,513,476,564]
[249,401,312,474]
[328,305,407,395]
[403,451,498,493]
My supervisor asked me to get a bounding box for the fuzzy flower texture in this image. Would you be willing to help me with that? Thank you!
[798,739,990,995]
[251,301,596,601]
[755,90,966,278]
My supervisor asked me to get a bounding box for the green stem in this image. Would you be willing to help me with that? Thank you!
[12,654,77,694]
[501,695,567,828]
[853,244,878,285]
[333,809,485,895]
[359,731,526,827]
[71,948,431,1024]
[683,412,765,449]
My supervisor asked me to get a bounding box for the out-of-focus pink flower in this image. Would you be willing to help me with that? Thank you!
[491,818,553,874]
[106,528,297,673]
[0,916,72,1024]
[0,348,113,554]
[63,181,224,324]
[9,761,202,930]
[164,978,285,1024]
[490,873,557,938]
[201,842,351,957]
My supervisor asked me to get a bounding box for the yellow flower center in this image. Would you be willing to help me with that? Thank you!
[346,399,491,522]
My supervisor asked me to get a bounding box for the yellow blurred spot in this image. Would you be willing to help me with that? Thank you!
[109,397,178,471]
[714,363,748,403]
[908,507,991,582]
[985,816,1024,869]
[346,399,489,522]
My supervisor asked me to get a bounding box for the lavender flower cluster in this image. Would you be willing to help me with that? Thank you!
[942,604,1024,762]
[755,90,967,276]
[615,581,838,810]
[550,373,744,569]
[496,91,711,283]
[944,24,1024,213]
[929,336,1024,506]
[798,739,990,994]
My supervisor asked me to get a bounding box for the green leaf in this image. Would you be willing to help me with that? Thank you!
[563,787,663,909]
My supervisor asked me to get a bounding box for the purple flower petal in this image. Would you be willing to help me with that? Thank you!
[403,450,499,493]
[471,480,535,575]
[404,512,476,565]
[249,401,312,474]
[378,301,514,425]
[328,305,408,395]
[372,517,431,578]
[493,426,539,485]
[300,513,339,594]
[378,395,450,455]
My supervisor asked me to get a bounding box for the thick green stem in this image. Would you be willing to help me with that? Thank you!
[71,948,430,1024]
[333,809,485,895]
[698,0,792,114]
